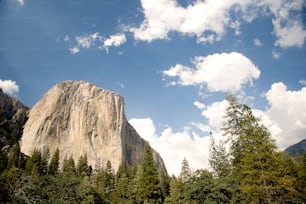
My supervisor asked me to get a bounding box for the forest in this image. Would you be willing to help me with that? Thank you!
[0,94,306,203]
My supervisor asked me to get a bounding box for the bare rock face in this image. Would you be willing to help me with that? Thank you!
[20,81,165,172]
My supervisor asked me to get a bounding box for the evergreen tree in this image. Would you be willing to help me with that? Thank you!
[223,94,285,203]
[159,169,170,202]
[209,134,230,178]
[165,176,185,204]
[104,160,115,201]
[179,157,191,183]
[184,169,215,203]
[77,154,88,176]
[138,143,161,203]
[49,148,60,175]
[112,170,130,203]
[25,148,42,175]
[296,152,306,201]
[40,146,50,175]
[63,155,76,175]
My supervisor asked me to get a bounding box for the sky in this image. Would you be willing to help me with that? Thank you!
[1,0,306,175]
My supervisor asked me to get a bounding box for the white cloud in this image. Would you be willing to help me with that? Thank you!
[201,100,228,131]
[130,0,240,43]
[270,0,306,48]
[68,32,126,54]
[131,0,306,48]
[272,50,281,59]
[129,82,306,175]
[163,52,260,93]
[193,101,206,110]
[103,33,126,52]
[299,80,306,86]
[16,0,24,6]
[76,33,102,49]
[253,38,263,46]
[129,118,211,176]
[76,35,94,48]
[264,82,306,149]
[0,79,19,95]
[69,46,80,54]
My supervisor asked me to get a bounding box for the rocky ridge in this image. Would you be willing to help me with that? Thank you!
[20,81,165,172]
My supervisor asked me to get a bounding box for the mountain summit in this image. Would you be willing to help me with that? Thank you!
[20,80,165,171]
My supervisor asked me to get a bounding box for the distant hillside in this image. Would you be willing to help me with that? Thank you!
[0,89,28,147]
[285,139,306,157]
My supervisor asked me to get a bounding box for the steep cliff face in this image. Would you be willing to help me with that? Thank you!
[20,81,165,171]
[0,89,28,147]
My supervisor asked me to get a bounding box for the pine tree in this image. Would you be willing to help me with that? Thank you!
[223,94,283,203]
[40,146,50,175]
[49,148,60,175]
[165,176,185,204]
[104,160,115,201]
[138,143,161,203]
[159,169,170,202]
[179,157,191,183]
[25,148,42,175]
[63,155,76,175]
[209,134,230,178]
[77,154,88,176]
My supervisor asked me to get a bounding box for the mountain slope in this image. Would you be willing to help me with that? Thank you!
[285,139,306,157]
[20,81,165,172]
[0,89,28,147]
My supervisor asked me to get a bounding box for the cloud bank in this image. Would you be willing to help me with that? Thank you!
[0,79,19,95]
[130,83,306,175]
[131,0,306,48]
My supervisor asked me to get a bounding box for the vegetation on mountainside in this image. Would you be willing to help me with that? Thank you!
[0,94,306,203]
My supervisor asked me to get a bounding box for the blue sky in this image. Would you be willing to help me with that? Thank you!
[1,0,306,175]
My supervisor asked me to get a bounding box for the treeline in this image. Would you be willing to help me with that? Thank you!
[0,94,306,203]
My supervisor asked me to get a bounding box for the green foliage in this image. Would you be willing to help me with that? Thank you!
[179,157,191,183]
[165,176,185,204]
[209,135,230,178]
[63,155,77,175]
[1,94,305,203]
[49,148,60,175]
[77,154,89,176]
[0,150,8,173]
[25,148,42,175]
[138,143,161,203]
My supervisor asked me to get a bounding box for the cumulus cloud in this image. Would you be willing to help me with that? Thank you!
[201,100,228,131]
[163,52,260,93]
[253,38,263,46]
[130,82,306,175]
[103,33,126,53]
[131,0,306,48]
[270,0,306,48]
[129,118,211,176]
[193,101,206,110]
[130,0,239,43]
[264,82,306,149]
[0,79,19,95]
